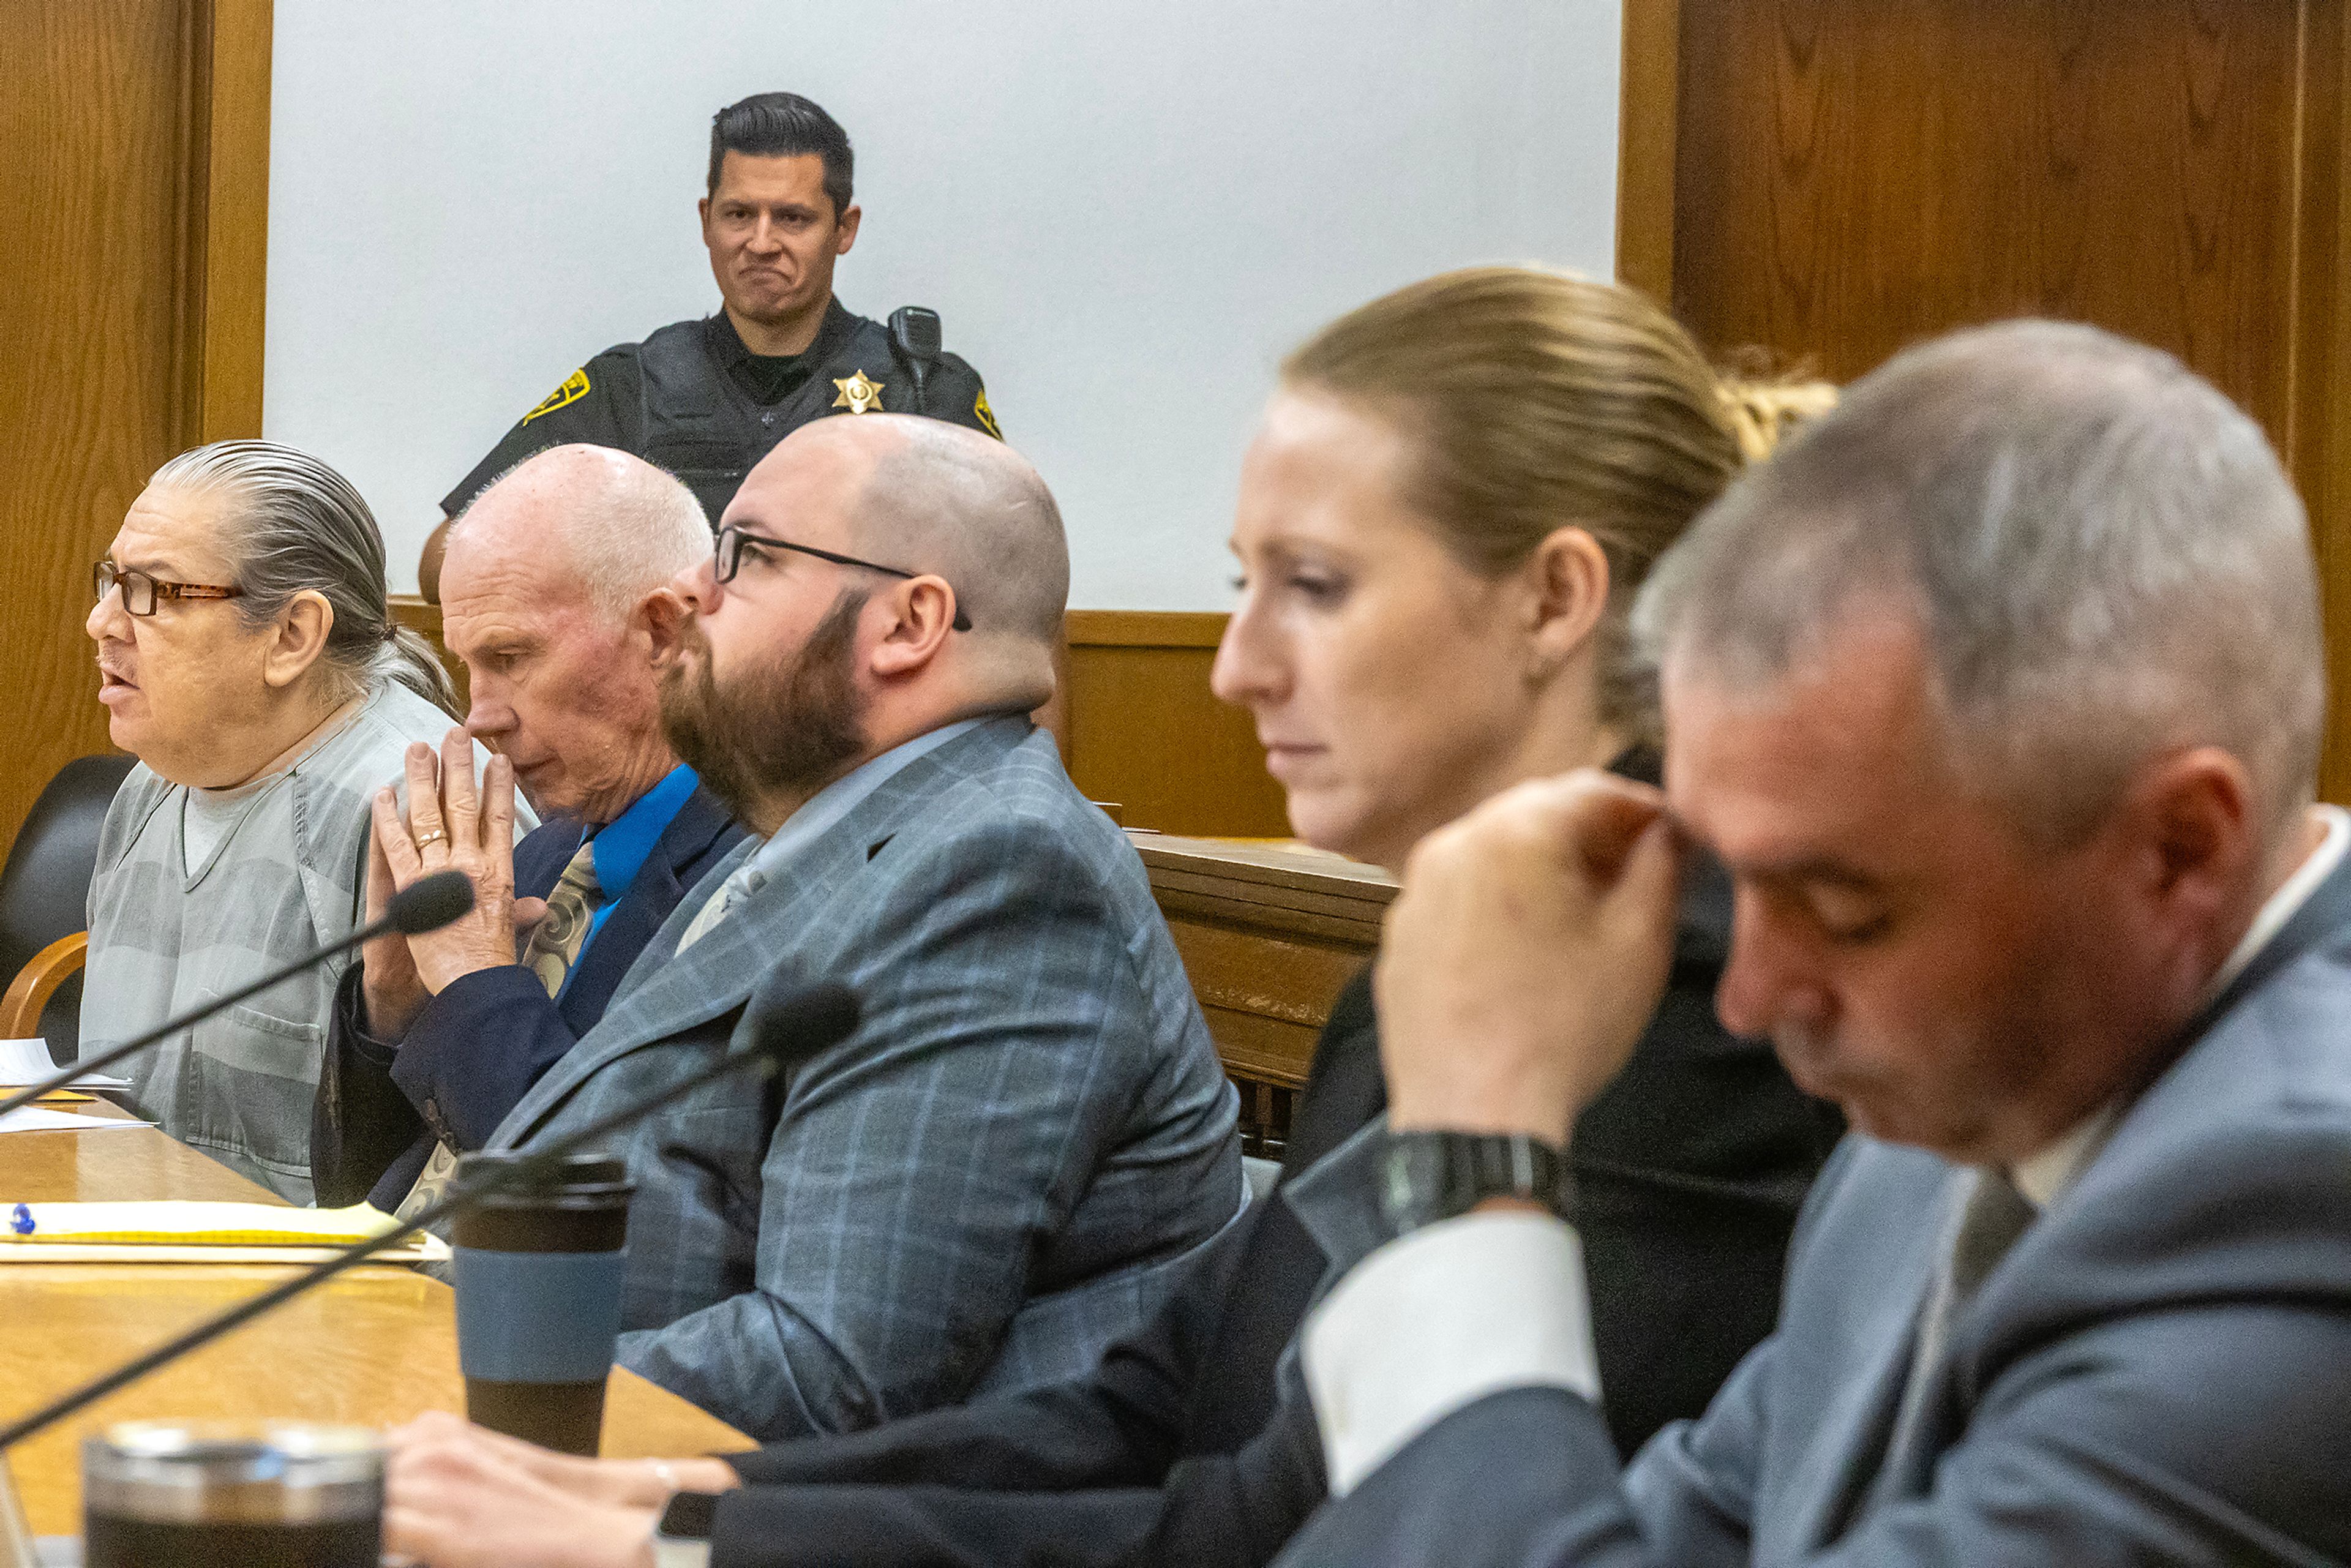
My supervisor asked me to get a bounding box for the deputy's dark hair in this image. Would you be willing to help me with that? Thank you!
[707,92,853,219]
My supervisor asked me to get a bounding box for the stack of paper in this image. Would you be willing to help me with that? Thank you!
[0,1201,449,1264]
[0,1038,129,1090]
[0,1108,147,1136]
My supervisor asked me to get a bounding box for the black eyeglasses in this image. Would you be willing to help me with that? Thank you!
[713,526,970,632]
[94,560,244,618]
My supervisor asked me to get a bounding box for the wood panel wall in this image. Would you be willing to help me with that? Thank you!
[0,0,271,858]
[1621,0,2351,797]
[1063,612,1288,838]
[1133,833,1394,1155]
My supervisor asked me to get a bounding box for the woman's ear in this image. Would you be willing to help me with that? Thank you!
[262,590,336,690]
[1524,525,1611,676]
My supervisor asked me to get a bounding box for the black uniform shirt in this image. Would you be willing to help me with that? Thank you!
[442,298,999,523]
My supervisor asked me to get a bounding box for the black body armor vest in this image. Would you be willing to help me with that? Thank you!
[636,306,989,520]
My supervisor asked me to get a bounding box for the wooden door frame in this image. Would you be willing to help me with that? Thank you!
[1615,0,1679,305]
[1614,0,2351,801]
[2289,1,2351,801]
[185,0,273,445]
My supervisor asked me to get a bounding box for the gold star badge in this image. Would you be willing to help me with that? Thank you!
[832,370,885,413]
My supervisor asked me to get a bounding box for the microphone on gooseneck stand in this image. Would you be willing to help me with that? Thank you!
[0,870,477,1122]
[888,306,942,416]
[0,973,862,1452]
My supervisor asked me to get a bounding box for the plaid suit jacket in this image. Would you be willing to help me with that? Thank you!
[489,717,1243,1441]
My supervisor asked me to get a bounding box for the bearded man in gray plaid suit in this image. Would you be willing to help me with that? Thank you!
[374,413,1242,1442]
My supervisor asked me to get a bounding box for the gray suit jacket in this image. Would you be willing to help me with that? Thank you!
[1278,855,2351,1567]
[490,717,1242,1441]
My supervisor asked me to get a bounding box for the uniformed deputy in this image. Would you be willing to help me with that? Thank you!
[421,91,1000,600]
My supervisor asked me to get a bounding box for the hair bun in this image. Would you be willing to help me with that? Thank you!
[1720,378,1840,462]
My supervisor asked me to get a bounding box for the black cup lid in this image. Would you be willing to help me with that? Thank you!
[84,1422,384,1525]
[454,1151,629,1191]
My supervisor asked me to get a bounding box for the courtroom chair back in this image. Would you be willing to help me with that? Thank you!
[0,754,136,1056]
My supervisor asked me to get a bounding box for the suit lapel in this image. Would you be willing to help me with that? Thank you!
[647,785,744,884]
[1283,968,1385,1177]
[496,723,1032,1146]
[1181,969,1385,1454]
[493,829,765,1142]
[513,819,588,899]
[559,789,745,1030]
[495,950,758,1146]
[1779,1163,1963,1552]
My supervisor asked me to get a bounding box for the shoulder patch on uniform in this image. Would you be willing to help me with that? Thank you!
[521,367,591,425]
[973,386,1003,440]
[832,370,885,414]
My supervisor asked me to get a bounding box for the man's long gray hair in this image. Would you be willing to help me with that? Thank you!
[1633,320,2323,849]
[148,440,459,717]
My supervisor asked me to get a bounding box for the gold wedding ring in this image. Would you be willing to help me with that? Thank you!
[413,829,448,848]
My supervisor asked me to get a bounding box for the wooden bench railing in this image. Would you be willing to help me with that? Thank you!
[1129,833,1393,1158]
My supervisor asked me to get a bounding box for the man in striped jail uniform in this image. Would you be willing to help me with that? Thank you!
[82,440,487,1204]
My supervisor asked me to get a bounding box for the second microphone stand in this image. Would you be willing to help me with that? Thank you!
[0,1019,806,1453]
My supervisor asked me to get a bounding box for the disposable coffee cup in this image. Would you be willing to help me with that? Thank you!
[449,1151,635,1455]
[81,1420,383,1568]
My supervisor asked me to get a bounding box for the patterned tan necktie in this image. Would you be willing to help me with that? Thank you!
[396,839,601,1220]
[519,840,603,994]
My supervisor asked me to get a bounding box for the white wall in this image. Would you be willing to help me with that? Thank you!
[264,1,1622,606]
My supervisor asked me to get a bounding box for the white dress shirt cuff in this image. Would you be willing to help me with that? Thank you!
[1302,1210,1598,1497]
[650,1532,711,1568]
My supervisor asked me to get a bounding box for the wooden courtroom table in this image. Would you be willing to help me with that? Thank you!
[1129,833,1394,1155]
[0,1109,751,1537]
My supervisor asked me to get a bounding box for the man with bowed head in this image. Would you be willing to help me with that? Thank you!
[397,415,1240,1458]
[312,446,748,1214]
[1278,321,2351,1565]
